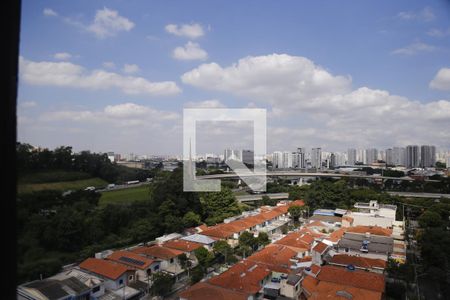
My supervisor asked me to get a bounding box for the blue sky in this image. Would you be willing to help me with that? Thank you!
[18,0,450,155]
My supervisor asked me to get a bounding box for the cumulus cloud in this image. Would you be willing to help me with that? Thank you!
[397,7,435,22]
[39,102,179,126]
[430,68,450,91]
[53,52,72,60]
[172,42,208,61]
[182,54,351,108]
[122,64,140,74]
[184,99,226,108]
[19,57,181,96]
[391,42,437,55]
[165,23,204,39]
[87,8,135,38]
[182,53,450,150]
[43,8,58,17]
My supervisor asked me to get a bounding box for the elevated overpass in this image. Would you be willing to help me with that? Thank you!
[235,192,289,203]
[197,171,439,182]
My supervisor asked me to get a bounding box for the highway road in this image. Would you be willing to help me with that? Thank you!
[387,191,450,199]
[197,171,439,182]
[96,181,150,192]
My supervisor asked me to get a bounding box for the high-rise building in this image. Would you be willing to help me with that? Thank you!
[291,148,306,169]
[385,148,393,165]
[272,151,283,169]
[282,151,292,168]
[356,149,365,164]
[393,147,406,166]
[311,148,322,169]
[329,153,336,168]
[365,148,378,165]
[406,145,420,168]
[420,145,436,168]
[378,150,386,162]
[347,148,357,165]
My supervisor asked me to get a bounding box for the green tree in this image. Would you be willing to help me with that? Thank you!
[200,187,241,225]
[238,231,258,253]
[190,266,204,284]
[262,195,277,206]
[257,232,270,247]
[194,247,214,268]
[182,211,202,228]
[288,205,304,221]
[150,272,174,296]
[419,210,443,228]
[213,240,233,263]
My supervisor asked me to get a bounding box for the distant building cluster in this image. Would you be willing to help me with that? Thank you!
[269,144,446,170]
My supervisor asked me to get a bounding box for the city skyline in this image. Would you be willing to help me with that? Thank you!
[18,1,450,155]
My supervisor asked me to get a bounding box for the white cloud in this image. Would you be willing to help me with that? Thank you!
[122,64,140,74]
[182,54,351,107]
[427,28,450,38]
[397,7,435,22]
[184,99,226,108]
[87,8,134,38]
[19,57,181,96]
[102,61,116,69]
[172,42,208,61]
[165,23,204,39]
[391,42,436,55]
[19,101,37,108]
[53,52,72,60]
[430,68,450,91]
[182,53,450,150]
[43,8,58,17]
[39,102,179,125]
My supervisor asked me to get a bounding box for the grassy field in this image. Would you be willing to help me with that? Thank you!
[18,170,92,184]
[99,185,150,207]
[18,177,108,194]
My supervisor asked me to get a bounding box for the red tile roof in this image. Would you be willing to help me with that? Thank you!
[347,226,392,237]
[275,232,313,251]
[328,228,347,243]
[290,200,305,207]
[132,245,184,260]
[310,264,321,276]
[302,275,383,300]
[329,254,387,270]
[79,258,129,280]
[307,220,329,228]
[197,224,208,232]
[208,260,270,294]
[200,226,235,239]
[247,244,297,273]
[312,242,329,254]
[106,250,155,270]
[179,282,248,300]
[317,265,385,292]
[163,239,203,252]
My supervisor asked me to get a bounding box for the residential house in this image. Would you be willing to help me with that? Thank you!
[106,250,160,283]
[132,245,185,280]
[78,258,132,291]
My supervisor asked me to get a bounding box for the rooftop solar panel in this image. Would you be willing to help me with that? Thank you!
[119,256,146,266]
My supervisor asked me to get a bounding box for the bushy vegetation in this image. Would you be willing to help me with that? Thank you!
[17,143,154,186]
[17,146,242,283]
